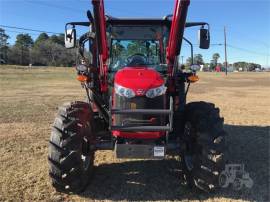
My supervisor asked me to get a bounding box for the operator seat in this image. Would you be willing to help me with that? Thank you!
[128,55,147,66]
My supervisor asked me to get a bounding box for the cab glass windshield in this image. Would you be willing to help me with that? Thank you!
[110,39,161,71]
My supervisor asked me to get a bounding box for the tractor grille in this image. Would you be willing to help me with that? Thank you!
[114,95,165,127]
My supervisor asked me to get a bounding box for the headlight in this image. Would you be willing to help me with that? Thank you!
[145,84,167,98]
[115,84,135,98]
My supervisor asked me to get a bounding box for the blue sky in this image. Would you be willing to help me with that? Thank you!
[0,0,269,67]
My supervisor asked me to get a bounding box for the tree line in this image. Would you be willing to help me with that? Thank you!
[0,28,263,71]
[0,28,76,67]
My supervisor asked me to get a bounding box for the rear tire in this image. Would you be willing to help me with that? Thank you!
[181,102,227,192]
[48,101,95,193]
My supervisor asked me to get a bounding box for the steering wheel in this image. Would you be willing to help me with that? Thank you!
[126,53,148,66]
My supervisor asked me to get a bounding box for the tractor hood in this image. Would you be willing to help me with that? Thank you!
[114,67,164,95]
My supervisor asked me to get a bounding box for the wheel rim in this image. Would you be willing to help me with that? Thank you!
[183,122,195,171]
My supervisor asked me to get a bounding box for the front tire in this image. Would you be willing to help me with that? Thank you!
[181,102,227,192]
[48,101,95,193]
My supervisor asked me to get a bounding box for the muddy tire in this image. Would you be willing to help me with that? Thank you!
[181,102,227,192]
[48,101,95,193]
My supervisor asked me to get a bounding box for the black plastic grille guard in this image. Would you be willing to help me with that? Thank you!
[109,96,173,132]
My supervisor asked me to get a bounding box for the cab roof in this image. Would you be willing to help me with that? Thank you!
[106,17,207,28]
[106,17,171,26]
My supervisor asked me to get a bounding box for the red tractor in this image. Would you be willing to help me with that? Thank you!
[48,0,226,193]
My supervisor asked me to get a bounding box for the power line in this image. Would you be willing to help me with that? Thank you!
[3,29,40,36]
[0,25,62,35]
[25,0,85,13]
[26,0,149,18]
[227,44,270,56]
[183,43,223,47]
[225,26,270,47]
[224,26,228,75]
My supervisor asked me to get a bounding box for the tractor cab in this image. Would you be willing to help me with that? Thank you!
[107,19,170,73]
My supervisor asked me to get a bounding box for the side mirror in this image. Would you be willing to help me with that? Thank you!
[65,28,76,49]
[198,27,210,49]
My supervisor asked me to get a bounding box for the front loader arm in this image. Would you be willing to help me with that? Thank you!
[92,0,109,92]
[166,0,190,78]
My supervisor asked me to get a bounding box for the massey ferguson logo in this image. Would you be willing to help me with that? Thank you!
[136,89,145,95]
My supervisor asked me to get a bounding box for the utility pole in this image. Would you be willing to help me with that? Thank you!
[29,46,32,67]
[181,55,184,64]
[21,46,23,65]
[224,26,228,75]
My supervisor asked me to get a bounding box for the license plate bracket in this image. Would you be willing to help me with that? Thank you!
[115,144,165,159]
